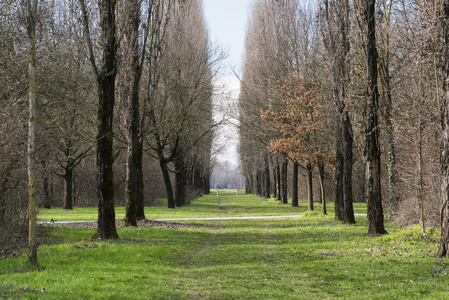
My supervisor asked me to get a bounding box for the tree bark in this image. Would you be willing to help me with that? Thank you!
[265,155,270,198]
[93,0,119,239]
[135,141,145,219]
[276,159,281,201]
[343,115,355,223]
[63,168,73,210]
[335,121,344,221]
[306,163,314,211]
[175,155,186,207]
[42,160,51,209]
[124,0,144,227]
[26,0,38,265]
[292,161,299,207]
[438,0,449,257]
[365,0,387,235]
[318,163,327,215]
[281,159,288,203]
[160,159,175,209]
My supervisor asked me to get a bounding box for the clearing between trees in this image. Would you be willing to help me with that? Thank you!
[0,191,447,299]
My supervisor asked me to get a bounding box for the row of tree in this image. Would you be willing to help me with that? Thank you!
[0,0,220,263]
[238,0,449,256]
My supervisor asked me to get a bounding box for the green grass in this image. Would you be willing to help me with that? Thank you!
[1,192,448,299]
[38,190,330,221]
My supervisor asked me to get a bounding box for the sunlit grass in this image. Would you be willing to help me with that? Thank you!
[38,190,334,221]
[1,192,448,299]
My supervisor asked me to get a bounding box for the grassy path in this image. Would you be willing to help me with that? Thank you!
[36,190,368,221]
[1,191,448,299]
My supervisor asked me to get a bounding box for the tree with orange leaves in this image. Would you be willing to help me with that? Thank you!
[261,76,334,213]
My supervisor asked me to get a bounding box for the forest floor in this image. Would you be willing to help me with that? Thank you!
[0,191,448,299]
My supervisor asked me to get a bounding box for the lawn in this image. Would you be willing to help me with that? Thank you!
[37,190,367,221]
[1,191,447,299]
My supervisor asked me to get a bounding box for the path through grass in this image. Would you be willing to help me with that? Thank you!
[1,191,447,299]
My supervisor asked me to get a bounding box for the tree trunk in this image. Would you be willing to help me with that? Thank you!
[265,155,270,198]
[365,0,387,235]
[342,115,355,223]
[80,0,119,239]
[292,161,299,207]
[438,0,449,257]
[319,163,327,215]
[203,168,210,195]
[418,117,425,233]
[281,159,288,203]
[135,140,145,219]
[307,163,314,211]
[124,0,144,226]
[276,160,281,201]
[335,123,344,220]
[378,1,398,213]
[175,156,186,207]
[26,0,38,265]
[160,159,175,209]
[63,168,73,210]
[42,161,51,209]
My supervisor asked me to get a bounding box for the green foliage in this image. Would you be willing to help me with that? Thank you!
[1,193,447,299]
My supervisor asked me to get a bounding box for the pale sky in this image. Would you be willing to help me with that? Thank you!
[203,1,253,166]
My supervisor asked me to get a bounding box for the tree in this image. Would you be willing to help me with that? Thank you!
[122,0,143,226]
[438,0,449,257]
[262,76,333,212]
[26,0,39,265]
[320,0,355,224]
[364,0,387,235]
[145,0,216,208]
[79,0,119,239]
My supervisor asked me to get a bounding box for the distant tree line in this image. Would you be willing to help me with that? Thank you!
[238,0,449,256]
[210,160,244,190]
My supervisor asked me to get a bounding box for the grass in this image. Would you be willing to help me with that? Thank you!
[38,190,343,221]
[1,191,448,299]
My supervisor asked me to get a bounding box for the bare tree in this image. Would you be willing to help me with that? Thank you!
[364,0,387,235]
[79,0,119,239]
[26,0,39,265]
[438,0,449,257]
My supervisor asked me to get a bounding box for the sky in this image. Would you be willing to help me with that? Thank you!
[202,1,253,166]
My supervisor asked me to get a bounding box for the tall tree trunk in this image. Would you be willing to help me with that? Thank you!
[281,159,288,203]
[135,140,145,219]
[26,0,38,265]
[276,160,281,201]
[418,115,425,233]
[438,0,449,257]
[63,168,73,210]
[378,0,398,213]
[160,159,175,209]
[343,115,355,223]
[203,167,210,195]
[80,0,119,239]
[124,0,143,227]
[265,155,270,198]
[335,121,344,220]
[292,161,299,207]
[318,163,327,215]
[306,163,314,211]
[324,0,353,222]
[42,160,51,209]
[365,0,387,235]
[175,156,186,207]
